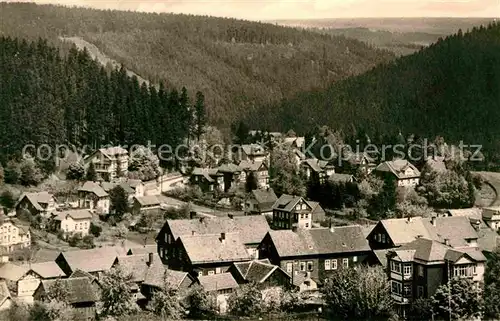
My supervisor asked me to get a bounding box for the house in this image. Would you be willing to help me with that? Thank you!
[141,261,195,298]
[244,188,278,216]
[301,158,335,183]
[482,206,500,231]
[69,269,103,301]
[190,168,225,193]
[374,159,421,187]
[217,163,242,192]
[198,273,239,314]
[239,144,268,164]
[0,280,13,311]
[55,246,127,277]
[342,152,376,174]
[77,181,110,214]
[101,181,135,202]
[16,192,56,218]
[271,194,326,230]
[284,137,305,150]
[386,237,486,318]
[156,215,270,263]
[367,216,480,251]
[132,195,161,215]
[229,259,291,289]
[33,277,98,320]
[0,261,65,303]
[85,146,129,181]
[127,179,145,198]
[238,160,269,189]
[50,209,92,236]
[0,218,30,252]
[169,232,252,277]
[328,173,356,184]
[258,225,372,284]
[292,271,318,293]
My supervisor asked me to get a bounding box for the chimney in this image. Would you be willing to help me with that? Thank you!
[190,211,196,219]
[431,216,436,227]
[220,232,226,243]
[147,252,154,266]
[444,238,449,246]
[192,230,196,236]
[407,216,413,223]
[228,214,234,219]
[199,217,205,223]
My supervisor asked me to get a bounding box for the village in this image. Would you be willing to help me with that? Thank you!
[0,129,498,321]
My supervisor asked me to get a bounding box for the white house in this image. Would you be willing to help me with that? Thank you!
[51,209,93,236]
[85,146,129,181]
[0,218,30,252]
[78,181,110,214]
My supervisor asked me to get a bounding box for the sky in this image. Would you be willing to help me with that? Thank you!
[5,0,500,20]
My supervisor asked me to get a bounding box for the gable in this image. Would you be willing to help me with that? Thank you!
[455,256,474,265]
[367,222,395,246]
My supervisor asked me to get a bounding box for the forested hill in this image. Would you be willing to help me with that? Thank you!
[0,3,394,128]
[249,22,500,151]
[0,37,201,162]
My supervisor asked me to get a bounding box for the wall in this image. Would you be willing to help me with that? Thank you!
[17,272,41,304]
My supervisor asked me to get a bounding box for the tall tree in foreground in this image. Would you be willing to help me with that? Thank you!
[269,148,306,197]
[148,272,183,319]
[109,186,128,220]
[484,248,500,319]
[194,91,206,141]
[86,162,97,182]
[99,267,138,318]
[322,265,393,320]
[431,277,483,320]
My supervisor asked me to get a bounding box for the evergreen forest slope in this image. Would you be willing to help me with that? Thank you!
[249,23,500,152]
[0,3,394,127]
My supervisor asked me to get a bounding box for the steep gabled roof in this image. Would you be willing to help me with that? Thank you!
[238,160,267,172]
[375,159,420,179]
[232,259,287,284]
[179,233,251,264]
[58,247,126,273]
[241,144,267,157]
[0,261,64,281]
[250,188,278,212]
[218,163,242,173]
[377,217,434,246]
[78,181,108,198]
[267,225,370,258]
[143,262,191,289]
[163,215,270,245]
[424,216,479,247]
[53,209,92,221]
[39,277,97,304]
[134,195,160,207]
[198,273,239,292]
[18,192,54,211]
[114,254,161,283]
[272,194,303,212]
[99,146,128,158]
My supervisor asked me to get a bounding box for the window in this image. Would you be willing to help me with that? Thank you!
[453,265,475,277]
[307,261,313,271]
[403,264,412,276]
[343,258,349,268]
[286,262,293,273]
[391,261,401,273]
[417,286,424,298]
[301,214,304,219]
[391,281,402,295]
[403,285,412,297]
[325,260,331,270]
[302,204,307,210]
[208,271,215,275]
[305,223,309,228]
[216,267,221,274]
[198,271,203,277]
[473,265,477,275]
[300,262,306,271]
[418,265,424,277]
[353,256,358,263]
[381,234,386,243]
[167,234,171,244]
[296,205,301,211]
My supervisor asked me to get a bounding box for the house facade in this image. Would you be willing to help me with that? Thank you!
[78,181,110,214]
[132,195,161,215]
[51,209,92,236]
[258,225,372,285]
[239,160,269,189]
[156,216,270,264]
[386,238,486,318]
[16,192,56,218]
[239,144,268,164]
[301,158,335,183]
[374,159,421,187]
[217,163,242,192]
[0,218,30,252]
[85,146,129,181]
[190,168,225,193]
[482,206,500,230]
[272,195,325,230]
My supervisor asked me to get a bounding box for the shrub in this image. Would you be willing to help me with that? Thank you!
[89,222,102,237]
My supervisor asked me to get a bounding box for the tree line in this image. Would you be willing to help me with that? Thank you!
[0,36,206,166]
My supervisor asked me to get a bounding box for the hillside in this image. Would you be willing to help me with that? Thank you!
[273,18,496,56]
[0,3,394,128]
[248,23,500,152]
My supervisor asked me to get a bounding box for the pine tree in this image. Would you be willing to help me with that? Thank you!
[194,91,206,141]
[86,162,97,181]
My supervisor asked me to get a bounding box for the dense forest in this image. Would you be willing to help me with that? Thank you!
[0,3,394,128]
[249,22,500,155]
[0,37,203,163]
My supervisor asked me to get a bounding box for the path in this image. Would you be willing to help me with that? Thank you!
[473,171,500,206]
[59,36,150,87]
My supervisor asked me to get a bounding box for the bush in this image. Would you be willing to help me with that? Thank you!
[0,189,16,210]
[19,158,44,186]
[227,284,264,317]
[67,233,83,247]
[4,160,21,184]
[66,162,85,180]
[89,222,102,237]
